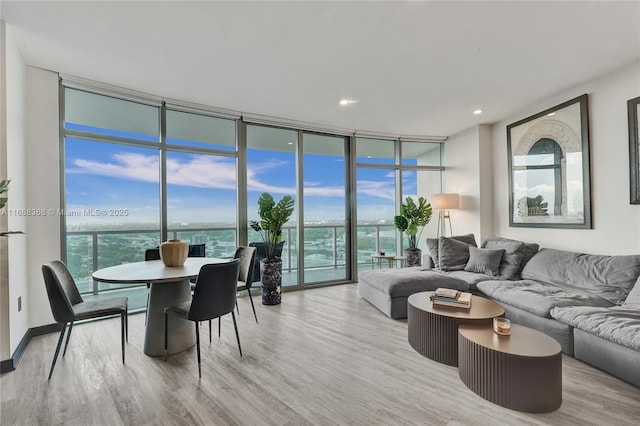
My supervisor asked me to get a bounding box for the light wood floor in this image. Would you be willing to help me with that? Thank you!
[1,284,639,425]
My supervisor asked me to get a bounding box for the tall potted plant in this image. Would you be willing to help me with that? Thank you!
[250,192,294,305]
[394,196,432,267]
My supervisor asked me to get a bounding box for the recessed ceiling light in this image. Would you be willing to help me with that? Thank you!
[547,112,556,117]
[287,142,294,145]
[473,109,483,115]
[339,98,359,106]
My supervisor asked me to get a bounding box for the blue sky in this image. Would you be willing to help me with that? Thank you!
[64,123,418,227]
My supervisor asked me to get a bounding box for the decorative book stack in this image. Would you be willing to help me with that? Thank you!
[430,288,472,309]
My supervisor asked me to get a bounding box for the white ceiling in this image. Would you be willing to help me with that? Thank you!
[2,1,640,137]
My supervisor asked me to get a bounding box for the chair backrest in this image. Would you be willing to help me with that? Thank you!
[248,241,284,282]
[188,244,206,257]
[145,247,161,261]
[42,261,83,323]
[189,259,241,322]
[234,246,257,289]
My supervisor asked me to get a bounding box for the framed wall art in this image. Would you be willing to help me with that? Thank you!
[507,94,591,228]
[628,96,640,204]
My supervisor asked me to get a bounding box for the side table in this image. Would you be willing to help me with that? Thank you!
[458,324,562,413]
[370,253,396,269]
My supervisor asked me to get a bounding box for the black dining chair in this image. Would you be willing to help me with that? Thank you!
[188,244,206,257]
[164,259,241,378]
[42,260,128,380]
[234,246,258,323]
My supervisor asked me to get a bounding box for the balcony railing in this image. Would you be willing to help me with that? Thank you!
[66,223,396,299]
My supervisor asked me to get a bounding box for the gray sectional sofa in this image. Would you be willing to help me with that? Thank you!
[357,235,640,387]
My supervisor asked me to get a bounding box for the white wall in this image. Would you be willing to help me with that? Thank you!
[0,20,10,360]
[489,61,640,255]
[442,124,493,243]
[3,22,30,355]
[25,66,60,328]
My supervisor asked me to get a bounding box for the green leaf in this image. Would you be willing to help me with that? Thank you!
[393,196,433,248]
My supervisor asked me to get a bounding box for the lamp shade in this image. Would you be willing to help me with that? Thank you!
[431,193,459,210]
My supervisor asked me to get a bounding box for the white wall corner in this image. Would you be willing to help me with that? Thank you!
[25,66,60,328]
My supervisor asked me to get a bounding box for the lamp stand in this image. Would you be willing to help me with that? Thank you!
[436,210,453,238]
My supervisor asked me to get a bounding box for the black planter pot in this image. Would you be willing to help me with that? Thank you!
[404,248,422,267]
[261,260,282,305]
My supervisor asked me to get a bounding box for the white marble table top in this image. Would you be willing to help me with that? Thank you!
[92,257,230,284]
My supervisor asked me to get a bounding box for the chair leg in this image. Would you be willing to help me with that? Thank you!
[62,321,74,357]
[125,301,129,343]
[247,290,258,324]
[121,312,126,364]
[164,312,169,362]
[48,322,67,381]
[231,311,242,357]
[218,317,221,338]
[145,283,150,325]
[195,322,201,379]
[236,300,239,315]
[209,319,212,343]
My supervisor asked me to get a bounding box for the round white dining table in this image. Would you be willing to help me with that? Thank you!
[92,257,230,356]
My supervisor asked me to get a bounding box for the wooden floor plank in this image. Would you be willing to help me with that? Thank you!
[1,284,639,426]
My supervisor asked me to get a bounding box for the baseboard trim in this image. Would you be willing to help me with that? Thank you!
[0,322,62,374]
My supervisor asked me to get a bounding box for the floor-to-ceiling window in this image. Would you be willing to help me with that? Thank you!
[62,81,443,308]
[165,109,238,257]
[63,88,161,310]
[302,132,348,284]
[245,125,297,286]
[62,88,240,309]
[355,137,443,273]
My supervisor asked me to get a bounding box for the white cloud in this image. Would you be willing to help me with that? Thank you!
[69,152,398,201]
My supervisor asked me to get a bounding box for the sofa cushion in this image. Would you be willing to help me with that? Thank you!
[623,276,640,307]
[439,236,477,271]
[445,270,496,290]
[464,246,503,277]
[481,236,539,277]
[357,267,470,298]
[551,305,640,351]
[476,280,613,318]
[521,248,640,305]
[426,233,476,269]
[481,238,525,280]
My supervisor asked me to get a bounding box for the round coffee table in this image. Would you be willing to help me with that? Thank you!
[407,291,504,366]
[458,324,562,413]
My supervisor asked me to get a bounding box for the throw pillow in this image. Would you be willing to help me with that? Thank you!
[481,239,526,279]
[482,236,539,277]
[464,246,504,276]
[426,234,477,269]
[623,276,640,307]
[438,236,473,271]
[425,238,440,269]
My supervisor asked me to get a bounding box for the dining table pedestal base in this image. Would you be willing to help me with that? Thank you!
[144,279,196,356]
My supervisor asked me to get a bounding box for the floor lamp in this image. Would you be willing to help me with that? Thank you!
[431,193,459,238]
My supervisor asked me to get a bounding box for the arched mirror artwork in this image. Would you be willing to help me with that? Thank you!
[507,94,591,228]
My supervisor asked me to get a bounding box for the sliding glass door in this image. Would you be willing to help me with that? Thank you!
[302,133,348,284]
[246,125,297,286]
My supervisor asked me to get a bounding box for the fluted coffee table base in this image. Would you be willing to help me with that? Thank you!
[407,292,504,366]
[458,324,562,413]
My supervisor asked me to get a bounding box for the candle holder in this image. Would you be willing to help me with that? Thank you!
[493,317,511,336]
